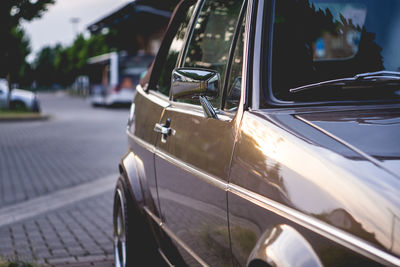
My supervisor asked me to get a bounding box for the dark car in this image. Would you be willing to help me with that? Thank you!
[113,0,400,266]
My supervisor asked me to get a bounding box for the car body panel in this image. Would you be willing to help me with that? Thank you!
[0,86,39,111]
[247,224,323,267]
[91,89,135,107]
[154,102,237,266]
[116,0,400,266]
[106,89,136,106]
[228,189,387,267]
[228,109,400,266]
[127,85,169,217]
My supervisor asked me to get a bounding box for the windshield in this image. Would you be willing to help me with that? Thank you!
[270,0,400,102]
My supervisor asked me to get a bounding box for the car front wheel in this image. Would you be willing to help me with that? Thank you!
[113,179,128,267]
[113,177,163,267]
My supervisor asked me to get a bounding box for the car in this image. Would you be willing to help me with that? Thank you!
[0,79,40,112]
[88,52,153,107]
[113,0,400,266]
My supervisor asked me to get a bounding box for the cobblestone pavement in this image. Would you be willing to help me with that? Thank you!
[0,191,114,266]
[0,92,127,208]
[0,92,129,265]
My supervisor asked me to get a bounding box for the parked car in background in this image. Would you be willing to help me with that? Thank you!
[0,79,40,112]
[113,0,400,266]
[88,52,153,107]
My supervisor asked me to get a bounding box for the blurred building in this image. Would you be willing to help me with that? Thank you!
[87,0,177,55]
[86,0,177,102]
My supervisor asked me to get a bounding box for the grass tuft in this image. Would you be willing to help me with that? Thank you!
[0,256,39,267]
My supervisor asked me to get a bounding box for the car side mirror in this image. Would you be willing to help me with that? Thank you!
[171,68,220,100]
[171,68,220,119]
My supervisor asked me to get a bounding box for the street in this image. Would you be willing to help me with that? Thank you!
[0,92,129,266]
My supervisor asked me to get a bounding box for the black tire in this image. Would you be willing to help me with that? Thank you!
[32,100,40,113]
[113,177,163,267]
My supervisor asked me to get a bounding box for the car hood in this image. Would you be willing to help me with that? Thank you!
[296,107,400,176]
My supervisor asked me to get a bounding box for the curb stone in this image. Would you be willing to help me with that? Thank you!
[47,254,113,266]
[0,113,51,122]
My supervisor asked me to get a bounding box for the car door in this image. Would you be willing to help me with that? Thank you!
[153,0,247,265]
[128,0,198,221]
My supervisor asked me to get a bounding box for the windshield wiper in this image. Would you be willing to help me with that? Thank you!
[290,71,400,93]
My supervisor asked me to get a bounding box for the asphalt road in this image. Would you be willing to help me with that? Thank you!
[0,92,129,266]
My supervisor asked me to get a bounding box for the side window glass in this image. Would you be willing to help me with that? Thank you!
[181,0,245,107]
[156,3,197,97]
[225,20,245,112]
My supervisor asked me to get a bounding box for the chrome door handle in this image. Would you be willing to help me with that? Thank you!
[154,123,171,135]
[154,118,175,143]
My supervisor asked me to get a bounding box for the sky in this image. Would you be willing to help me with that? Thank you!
[22,0,132,62]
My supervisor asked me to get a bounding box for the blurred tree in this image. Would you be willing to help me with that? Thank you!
[33,44,62,87]
[8,26,32,85]
[34,33,111,87]
[0,0,55,108]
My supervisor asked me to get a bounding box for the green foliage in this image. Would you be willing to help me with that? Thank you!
[0,0,55,84]
[0,0,55,25]
[0,257,38,267]
[8,26,31,82]
[34,33,111,87]
[33,44,62,86]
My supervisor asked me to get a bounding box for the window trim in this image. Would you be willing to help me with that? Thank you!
[260,0,400,109]
[172,0,249,111]
[221,0,248,111]
[147,0,200,94]
[166,0,205,102]
[175,0,205,70]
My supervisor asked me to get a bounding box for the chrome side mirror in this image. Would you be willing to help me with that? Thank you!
[171,68,220,100]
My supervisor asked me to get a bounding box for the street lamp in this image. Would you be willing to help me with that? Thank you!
[70,17,80,36]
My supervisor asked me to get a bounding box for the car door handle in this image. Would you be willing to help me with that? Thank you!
[154,123,171,135]
[154,118,175,143]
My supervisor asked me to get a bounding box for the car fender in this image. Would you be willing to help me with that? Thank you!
[10,94,27,104]
[119,151,146,207]
[10,90,36,109]
[247,224,322,267]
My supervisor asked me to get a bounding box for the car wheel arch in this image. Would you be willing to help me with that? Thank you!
[248,259,272,267]
[246,224,323,267]
[10,99,27,109]
[119,151,148,209]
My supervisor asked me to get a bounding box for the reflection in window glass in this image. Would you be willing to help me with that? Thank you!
[312,4,366,60]
[182,0,245,107]
[271,0,400,101]
[119,54,154,90]
[156,4,196,97]
[225,20,245,111]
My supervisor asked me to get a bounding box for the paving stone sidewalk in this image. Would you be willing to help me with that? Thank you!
[47,255,113,267]
[0,190,115,266]
[0,93,128,265]
[0,92,128,209]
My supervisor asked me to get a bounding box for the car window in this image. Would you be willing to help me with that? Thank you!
[224,19,245,112]
[155,2,197,97]
[270,0,400,102]
[180,0,245,107]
